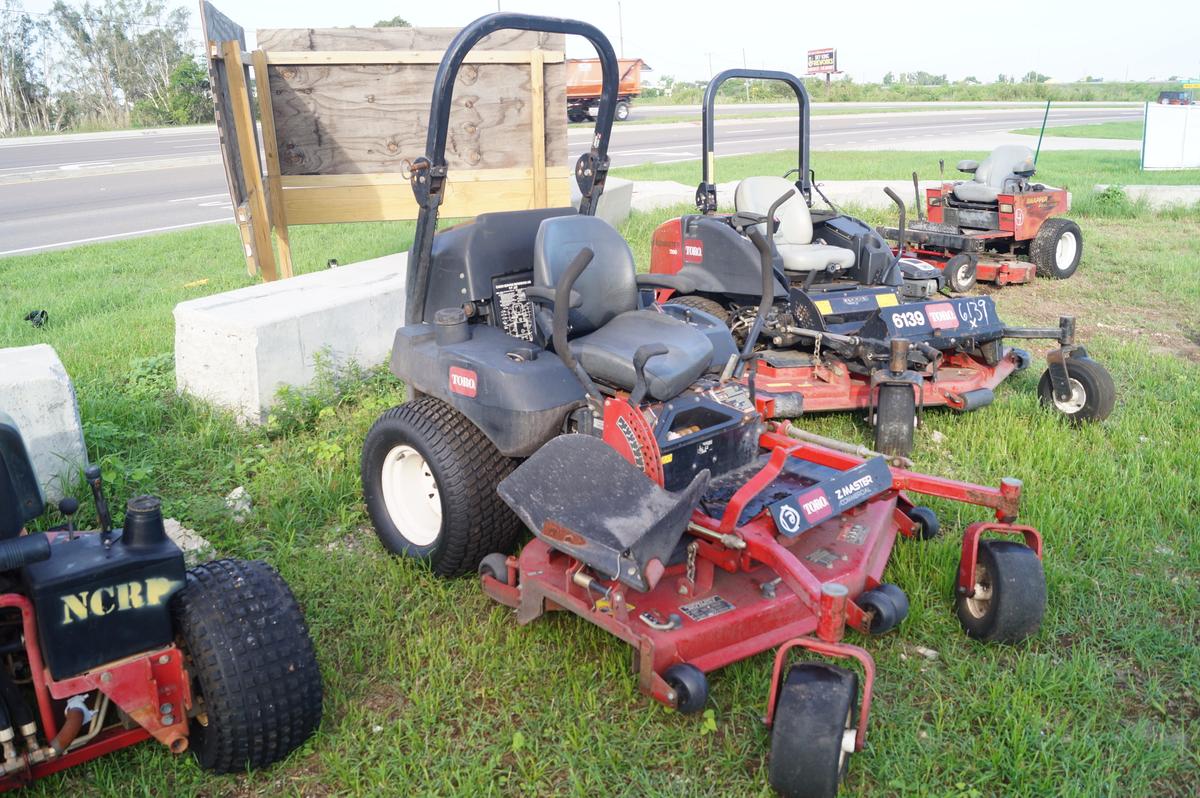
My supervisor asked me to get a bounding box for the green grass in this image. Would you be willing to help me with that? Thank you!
[2,188,1199,795]
[1011,121,1145,140]
[569,103,1105,128]
[613,149,1200,195]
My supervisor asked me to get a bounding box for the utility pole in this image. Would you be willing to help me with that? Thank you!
[706,51,714,77]
[617,1,624,58]
[743,48,750,101]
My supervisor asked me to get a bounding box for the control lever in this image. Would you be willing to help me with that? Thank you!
[85,465,113,548]
[58,497,79,540]
[629,344,669,407]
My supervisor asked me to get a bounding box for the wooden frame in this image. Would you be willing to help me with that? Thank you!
[202,4,566,282]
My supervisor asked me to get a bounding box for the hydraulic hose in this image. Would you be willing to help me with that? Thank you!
[0,668,33,729]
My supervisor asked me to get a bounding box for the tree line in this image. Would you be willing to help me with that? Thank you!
[1,0,212,135]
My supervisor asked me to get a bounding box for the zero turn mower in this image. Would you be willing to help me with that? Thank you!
[0,412,322,788]
[360,16,1048,797]
[879,145,1083,288]
[647,70,1114,456]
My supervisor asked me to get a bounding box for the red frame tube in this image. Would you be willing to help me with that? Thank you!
[764,637,876,751]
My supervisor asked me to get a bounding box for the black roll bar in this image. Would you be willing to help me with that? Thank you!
[694,69,811,213]
[406,12,620,324]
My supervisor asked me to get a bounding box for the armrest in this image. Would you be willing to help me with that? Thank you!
[635,272,696,293]
[956,159,979,174]
[525,285,582,308]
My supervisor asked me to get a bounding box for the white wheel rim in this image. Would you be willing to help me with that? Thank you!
[839,710,855,771]
[1055,231,1078,267]
[956,262,972,287]
[380,445,442,546]
[1052,377,1087,414]
[964,563,993,619]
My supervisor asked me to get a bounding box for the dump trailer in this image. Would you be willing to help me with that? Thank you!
[567,57,649,121]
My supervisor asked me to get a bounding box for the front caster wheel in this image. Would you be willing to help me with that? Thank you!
[769,663,858,798]
[859,584,909,634]
[904,505,940,540]
[873,383,916,458]
[944,253,978,292]
[1037,357,1115,424]
[956,540,1046,643]
[664,663,708,714]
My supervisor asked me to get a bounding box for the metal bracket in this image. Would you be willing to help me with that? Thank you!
[695,182,717,213]
[575,151,610,216]
[410,157,447,208]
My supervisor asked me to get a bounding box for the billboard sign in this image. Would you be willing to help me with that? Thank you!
[807,48,837,75]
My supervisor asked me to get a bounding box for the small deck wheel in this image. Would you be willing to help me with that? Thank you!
[478,553,511,585]
[956,540,1046,643]
[858,584,908,635]
[944,253,978,293]
[904,506,940,540]
[769,663,858,798]
[1037,357,1115,424]
[664,663,708,714]
[873,383,916,458]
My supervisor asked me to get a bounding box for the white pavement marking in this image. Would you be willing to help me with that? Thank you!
[59,161,112,170]
[169,193,227,203]
[0,218,231,256]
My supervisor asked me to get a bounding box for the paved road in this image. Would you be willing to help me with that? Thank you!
[0,104,1141,257]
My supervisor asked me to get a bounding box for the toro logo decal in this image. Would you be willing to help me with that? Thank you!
[449,366,478,397]
[925,302,959,330]
[683,239,704,262]
[797,488,833,524]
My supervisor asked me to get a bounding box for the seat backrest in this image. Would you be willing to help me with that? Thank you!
[0,411,45,540]
[533,215,638,337]
[973,145,1036,190]
[734,176,812,245]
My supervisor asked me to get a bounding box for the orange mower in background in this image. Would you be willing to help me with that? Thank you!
[567,57,650,122]
[880,146,1082,291]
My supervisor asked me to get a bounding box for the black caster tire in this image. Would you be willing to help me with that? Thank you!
[665,294,731,323]
[905,505,940,540]
[873,383,916,458]
[859,584,908,634]
[769,663,858,798]
[173,559,323,774]
[1037,357,1115,424]
[664,663,708,714]
[944,253,978,293]
[1030,218,1083,279]
[478,553,511,585]
[956,540,1046,643]
[361,397,522,577]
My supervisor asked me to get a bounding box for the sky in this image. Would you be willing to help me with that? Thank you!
[19,0,1200,83]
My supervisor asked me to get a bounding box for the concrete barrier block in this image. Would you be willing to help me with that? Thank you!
[0,344,87,502]
[175,252,408,423]
[572,176,634,227]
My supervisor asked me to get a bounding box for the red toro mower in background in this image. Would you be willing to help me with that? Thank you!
[0,412,321,789]
[880,146,1083,291]
[649,70,1114,457]
[360,17,1047,797]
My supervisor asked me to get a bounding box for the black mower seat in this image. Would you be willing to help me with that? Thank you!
[735,176,855,273]
[0,411,45,539]
[952,145,1036,204]
[534,215,713,401]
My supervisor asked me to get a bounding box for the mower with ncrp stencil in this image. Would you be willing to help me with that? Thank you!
[647,69,1114,457]
[879,145,1083,289]
[359,15,1048,798]
[0,411,321,789]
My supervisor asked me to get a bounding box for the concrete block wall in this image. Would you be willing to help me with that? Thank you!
[175,252,408,423]
[0,344,88,502]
